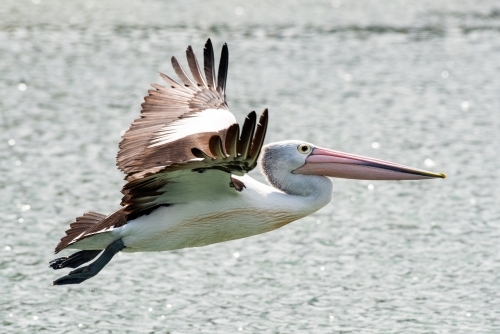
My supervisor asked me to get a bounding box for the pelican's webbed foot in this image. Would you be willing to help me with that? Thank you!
[49,250,102,270]
[52,239,125,285]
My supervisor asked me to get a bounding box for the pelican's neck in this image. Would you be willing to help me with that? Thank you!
[258,142,333,209]
[262,163,333,203]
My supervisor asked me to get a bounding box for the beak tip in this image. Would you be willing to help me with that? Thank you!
[439,173,446,179]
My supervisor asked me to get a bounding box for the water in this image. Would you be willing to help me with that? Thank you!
[1,0,500,332]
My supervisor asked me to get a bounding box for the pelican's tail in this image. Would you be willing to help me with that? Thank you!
[54,212,107,253]
[49,212,108,270]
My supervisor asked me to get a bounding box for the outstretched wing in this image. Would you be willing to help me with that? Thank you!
[121,110,268,214]
[117,39,233,180]
[117,39,269,216]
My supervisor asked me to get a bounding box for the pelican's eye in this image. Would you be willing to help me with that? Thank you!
[297,143,311,154]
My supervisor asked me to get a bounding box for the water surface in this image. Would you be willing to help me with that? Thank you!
[1,0,500,332]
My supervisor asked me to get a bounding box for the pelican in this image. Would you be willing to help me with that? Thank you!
[50,39,445,285]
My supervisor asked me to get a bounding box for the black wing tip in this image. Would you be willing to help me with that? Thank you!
[204,38,228,51]
[203,38,216,88]
[221,43,229,59]
[261,109,269,122]
[247,110,257,119]
[221,43,229,58]
[259,109,269,133]
[258,109,269,127]
[217,41,229,95]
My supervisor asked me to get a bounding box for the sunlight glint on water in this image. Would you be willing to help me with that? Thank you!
[1,0,499,333]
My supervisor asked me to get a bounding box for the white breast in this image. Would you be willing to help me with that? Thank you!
[115,175,328,252]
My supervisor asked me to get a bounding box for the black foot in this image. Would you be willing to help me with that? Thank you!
[52,239,125,286]
[53,264,99,285]
[49,250,102,270]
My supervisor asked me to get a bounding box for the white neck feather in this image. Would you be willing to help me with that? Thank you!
[258,141,333,212]
[261,158,333,203]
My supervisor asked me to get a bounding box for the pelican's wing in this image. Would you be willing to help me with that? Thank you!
[120,109,268,214]
[117,38,233,179]
[117,39,269,215]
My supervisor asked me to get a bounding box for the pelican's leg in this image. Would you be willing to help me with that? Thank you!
[52,239,124,286]
[49,250,102,270]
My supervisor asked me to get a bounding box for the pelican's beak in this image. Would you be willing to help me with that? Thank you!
[293,147,446,180]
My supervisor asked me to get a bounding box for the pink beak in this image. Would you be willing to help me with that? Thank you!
[293,147,446,180]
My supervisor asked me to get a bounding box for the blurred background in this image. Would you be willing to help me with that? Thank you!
[1,0,499,332]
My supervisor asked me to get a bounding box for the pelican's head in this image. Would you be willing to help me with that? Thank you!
[259,140,445,190]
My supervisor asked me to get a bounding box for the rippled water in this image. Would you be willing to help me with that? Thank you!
[1,0,500,332]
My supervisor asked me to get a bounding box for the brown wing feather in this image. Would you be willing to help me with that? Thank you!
[55,206,163,253]
[117,39,229,181]
[171,56,199,91]
[186,45,208,88]
[55,212,108,253]
[119,109,269,215]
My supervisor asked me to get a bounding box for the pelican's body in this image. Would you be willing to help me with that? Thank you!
[71,172,332,253]
[50,39,444,285]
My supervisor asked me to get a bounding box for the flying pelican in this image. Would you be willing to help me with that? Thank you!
[50,39,445,285]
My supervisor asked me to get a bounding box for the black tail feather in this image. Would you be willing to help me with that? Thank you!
[49,250,102,270]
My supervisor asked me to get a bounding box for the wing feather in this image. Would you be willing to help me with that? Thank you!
[248,109,269,166]
[225,124,239,157]
[117,40,231,178]
[171,56,199,91]
[204,38,217,89]
[120,109,268,213]
[217,43,229,98]
[156,74,184,91]
[238,111,257,160]
[209,135,226,158]
[186,45,208,88]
